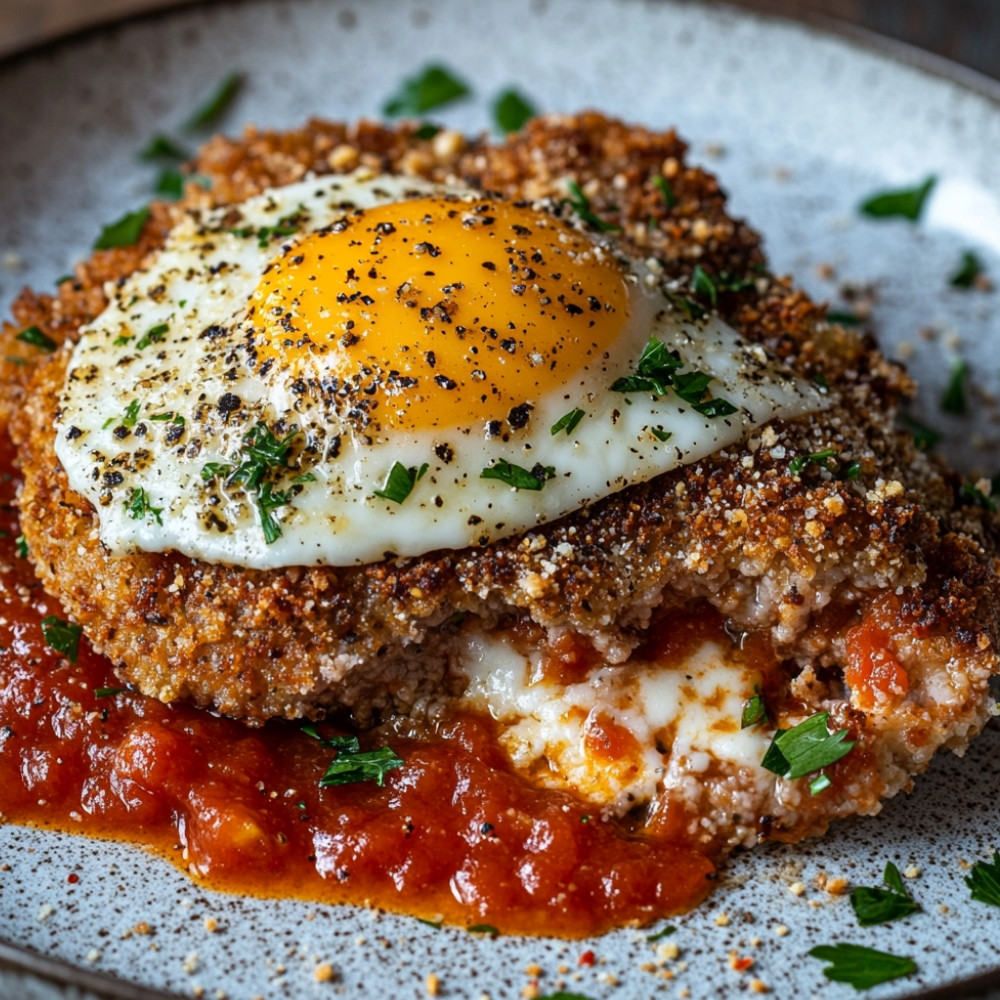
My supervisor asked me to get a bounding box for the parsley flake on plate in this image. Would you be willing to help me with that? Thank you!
[949,249,985,289]
[900,413,941,451]
[859,175,936,222]
[850,862,922,926]
[139,134,191,161]
[788,448,836,476]
[965,850,1000,907]
[493,88,537,134]
[940,358,968,416]
[809,942,916,990]
[653,174,677,209]
[382,64,471,117]
[183,71,244,131]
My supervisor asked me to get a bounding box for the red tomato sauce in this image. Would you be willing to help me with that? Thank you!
[0,442,716,937]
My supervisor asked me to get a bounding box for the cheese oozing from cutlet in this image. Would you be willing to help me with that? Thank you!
[55,170,823,569]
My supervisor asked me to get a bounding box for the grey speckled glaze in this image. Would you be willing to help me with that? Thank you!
[2,1,1000,998]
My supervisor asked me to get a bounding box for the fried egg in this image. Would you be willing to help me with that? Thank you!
[55,170,823,569]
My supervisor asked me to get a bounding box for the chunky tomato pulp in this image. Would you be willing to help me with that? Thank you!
[0,440,714,937]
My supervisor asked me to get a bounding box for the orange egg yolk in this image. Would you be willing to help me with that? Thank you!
[249,195,630,434]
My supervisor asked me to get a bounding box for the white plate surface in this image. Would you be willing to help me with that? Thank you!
[1,1,1000,998]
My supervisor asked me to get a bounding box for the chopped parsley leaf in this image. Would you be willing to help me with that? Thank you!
[183,71,244,131]
[124,486,164,526]
[121,399,141,428]
[139,134,191,161]
[201,422,304,544]
[826,309,861,326]
[16,326,57,352]
[155,168,185,200]
[961,481,997,512]
[813,372,830,391]
[941,358,968,416]
[611,337,683,395]
[135,323,170,351]
[94,686,126,698]
[551,408,586,436]
[859,175,936,222]
[692,395,738,418]
[646,925,676,943]
[950,249,984,289]
[965,851,1000,907]
[94,206,150,250]
[788,448,836,476]
[653,174,677,209]
[374,461,427,504]
[650,426,672,442]
[41,615,82,663]
[467,924,500,936]
[900,413,941,451]
[809,942,917,990]
[493,88,537,134]
[481,459,554,491]
[413,122,441,140]
[761,711,854,792]
[291,471,317,484]
[850,861,922,926]
[14,534,28,559]
[612,337,735,416]
[564,180,622,233]
[690,265,718,306]
[382,64,470,117]
[303,724,404,788]
[255,481,299,545]
[740,687,768,729]
[842,461,862,480]
[417,918,443,929]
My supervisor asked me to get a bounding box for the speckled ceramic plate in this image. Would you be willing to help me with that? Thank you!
[2,1,1000,998]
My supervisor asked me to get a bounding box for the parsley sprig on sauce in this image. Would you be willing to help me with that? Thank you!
[41,616,83,664]
[303,724,403,788]
[850,862,922,926]
[809,942,917,990]
[760,711,854,796]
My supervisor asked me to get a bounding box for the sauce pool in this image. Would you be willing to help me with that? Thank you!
[0,440,715,937]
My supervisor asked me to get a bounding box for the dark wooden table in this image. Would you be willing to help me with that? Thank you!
[0,0,999,79]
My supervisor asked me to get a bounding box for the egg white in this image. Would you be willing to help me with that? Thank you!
[55,170,823,569]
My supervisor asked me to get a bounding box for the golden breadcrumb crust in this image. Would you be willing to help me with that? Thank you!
[4,114,999,754]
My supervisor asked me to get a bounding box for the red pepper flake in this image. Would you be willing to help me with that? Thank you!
[578,950,596,967]
[728,951,754,973]
[67,872,80,884]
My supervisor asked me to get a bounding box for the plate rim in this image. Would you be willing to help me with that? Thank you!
[1,1,1000,998]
